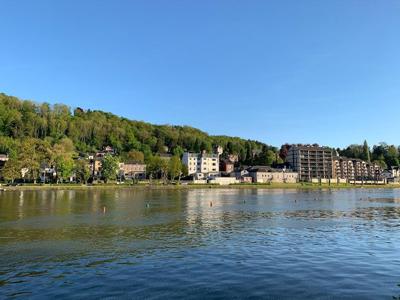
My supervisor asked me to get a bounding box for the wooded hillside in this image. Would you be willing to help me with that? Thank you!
[0,93,279,165]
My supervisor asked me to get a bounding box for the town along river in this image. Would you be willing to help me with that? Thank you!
[0,188,400,299]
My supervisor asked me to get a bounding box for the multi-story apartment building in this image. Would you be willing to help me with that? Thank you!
[285,144,335,181]
[333,157,382,181]
[352,159,368,180]
[367,162,382,180]
[333,157,355,180]
[182,150,220,179]
[287,144,383,182]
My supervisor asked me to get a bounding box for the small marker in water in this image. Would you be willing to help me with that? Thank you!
[103,206,106,214]
[210,201,213,207]
[146,203,150,208]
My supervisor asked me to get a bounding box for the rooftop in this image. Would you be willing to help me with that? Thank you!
[185,152,219,158]
[248,166,294,173]
[289,144,333,151]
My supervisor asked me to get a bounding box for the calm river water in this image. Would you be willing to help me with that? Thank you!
[0,188,400,299]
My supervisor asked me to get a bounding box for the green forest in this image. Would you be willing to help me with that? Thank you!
[0,93,280,182]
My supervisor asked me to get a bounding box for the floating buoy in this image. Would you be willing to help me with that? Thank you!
[209,201,213,207]
[146,203,150,208]
[103,206,106,214]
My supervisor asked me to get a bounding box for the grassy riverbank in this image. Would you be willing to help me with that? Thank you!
[1,182,399,191]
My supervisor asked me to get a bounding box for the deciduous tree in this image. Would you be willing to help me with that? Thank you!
[101,154,119,182]
[168,156,182,180]
[75,159,90,184]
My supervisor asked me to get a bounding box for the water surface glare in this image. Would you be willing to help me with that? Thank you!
[0,188,400,299]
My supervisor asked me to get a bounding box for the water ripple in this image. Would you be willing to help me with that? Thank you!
[0,188,400,299]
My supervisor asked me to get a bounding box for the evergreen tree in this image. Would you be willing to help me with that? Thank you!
[363,140,371,162]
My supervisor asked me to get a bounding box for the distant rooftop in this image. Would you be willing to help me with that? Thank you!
[248,166,294,173]
[185,152,219,158]
[290,144,333,151]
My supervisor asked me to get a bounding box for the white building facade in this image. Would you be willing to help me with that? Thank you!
[182,151,220,179]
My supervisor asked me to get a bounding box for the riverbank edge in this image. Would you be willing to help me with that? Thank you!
[1,183,399,191]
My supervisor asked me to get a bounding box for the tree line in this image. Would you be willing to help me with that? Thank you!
[338,140,399,169]
[0,93,281,182]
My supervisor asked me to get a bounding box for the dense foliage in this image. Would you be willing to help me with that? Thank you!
[0,93,280,182]
[338,140,400,169]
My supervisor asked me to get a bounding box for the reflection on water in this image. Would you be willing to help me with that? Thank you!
[0,188,400,299]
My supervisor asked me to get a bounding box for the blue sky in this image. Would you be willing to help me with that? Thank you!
[1,0,399,148]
